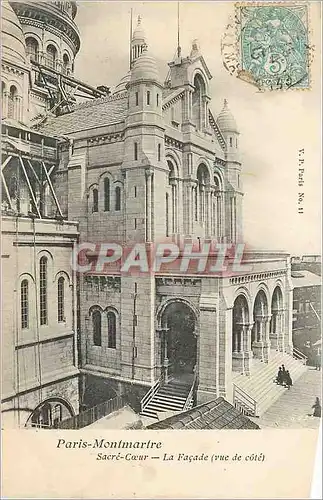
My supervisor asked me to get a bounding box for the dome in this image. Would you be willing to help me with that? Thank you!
[113,70,131,94]
[216,99,239,133]
[131,49,160,83]
[1,2,27,65]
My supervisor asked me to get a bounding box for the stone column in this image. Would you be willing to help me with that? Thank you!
[243,322,254,375]
[232,323,245,374]
[2,91,9,118]
[278,309,286,352]
[263,314,272,363]
[204,187,209,235]
[270,309,285,352]
[158,327,170,384]
[252,315,265,361]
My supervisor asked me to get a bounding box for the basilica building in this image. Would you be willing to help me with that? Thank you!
[1,2,306,426]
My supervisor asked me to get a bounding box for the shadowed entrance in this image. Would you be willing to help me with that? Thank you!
[160,301,197,381]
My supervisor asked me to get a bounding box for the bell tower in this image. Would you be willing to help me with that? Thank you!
[216,100,243,243]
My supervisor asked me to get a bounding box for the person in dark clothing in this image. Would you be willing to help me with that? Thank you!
[281,364,287,384]
[312,398,321,418]
[285,370,292,389]
[276,367,284,385]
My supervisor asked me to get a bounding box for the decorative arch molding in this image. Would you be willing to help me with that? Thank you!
[252,283,271,311]
[213,167,225,190]
[54,270,71,285]
[104,305,120,316]
[165,149,181,178]
[45,39,61,55]
[7,80,23,95]
[195,158,212,183]
[156,297,199,329]
[24,31,43,48]
[89,304,104,315]
[16,272,36,287]
[191,68,209,95]
[232,286,253,312]
[25,396,75,428]
[37,249,54,283]
[271,283,285,309]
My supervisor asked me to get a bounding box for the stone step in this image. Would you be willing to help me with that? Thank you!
[233,352,308,417]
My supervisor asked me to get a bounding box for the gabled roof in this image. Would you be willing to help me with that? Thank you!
[147,397,260,430]
[37,93,128,137]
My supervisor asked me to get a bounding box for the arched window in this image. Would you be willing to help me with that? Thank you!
[92,310,102,346]
[167,160,177,234]
[21,279,29,329]
[147,91,150,105]
[158,144,161,161]
[196,164,210,225]
[26,37,39,62]
[92,188,98,212]
[8,85,17,119]
[46,44,57,69]
[57,277,65,322]
[62,53,70,75]
[107,311,116,348]
[39,257,48,325]
[135,92,139,106]
[192,74,206,130]
[115,186,121,211]
[134,142,138,161]
[156,93,159,107]
[103,178,110,211]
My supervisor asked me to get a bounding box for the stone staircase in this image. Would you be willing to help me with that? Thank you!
[140,380,192,420]
[233,350,308,417]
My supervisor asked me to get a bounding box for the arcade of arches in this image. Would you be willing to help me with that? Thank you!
[232,286,286,374]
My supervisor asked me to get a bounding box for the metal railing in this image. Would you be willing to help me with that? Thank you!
[140,376,162,413]
[56,394,128,429]
[233,384,257,416]
[183,370,198,411]
[293,346,308,365]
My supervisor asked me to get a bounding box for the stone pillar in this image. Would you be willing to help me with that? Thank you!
[270,309,285,352]
[252,315,265,361]
[263,314,272,363]
[205,187,212,236]
[232,323,245,374]
[243,323,254,375]
[197,292,219,404]
[2,91,8,118]
[157,327,170,384]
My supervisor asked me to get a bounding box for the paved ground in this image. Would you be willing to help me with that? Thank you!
[253,367,322,429]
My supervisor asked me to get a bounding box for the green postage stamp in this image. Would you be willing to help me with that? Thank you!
[238,3,310,90]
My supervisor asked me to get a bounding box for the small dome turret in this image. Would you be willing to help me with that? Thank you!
[217,99,239,134]
[1,2,27,65]
[130,48,160,83]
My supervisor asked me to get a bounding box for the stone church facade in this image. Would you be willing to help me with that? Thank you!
[1,3,295,426]
[39,16,294,409]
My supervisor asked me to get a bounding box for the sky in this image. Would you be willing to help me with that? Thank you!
[73,1,321,255]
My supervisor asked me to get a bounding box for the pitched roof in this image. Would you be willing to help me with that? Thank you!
[292,270,322,288]
[146,397,260,430]
[37,93,128,137]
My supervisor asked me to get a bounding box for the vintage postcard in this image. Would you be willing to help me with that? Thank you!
[1,0,322,498]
